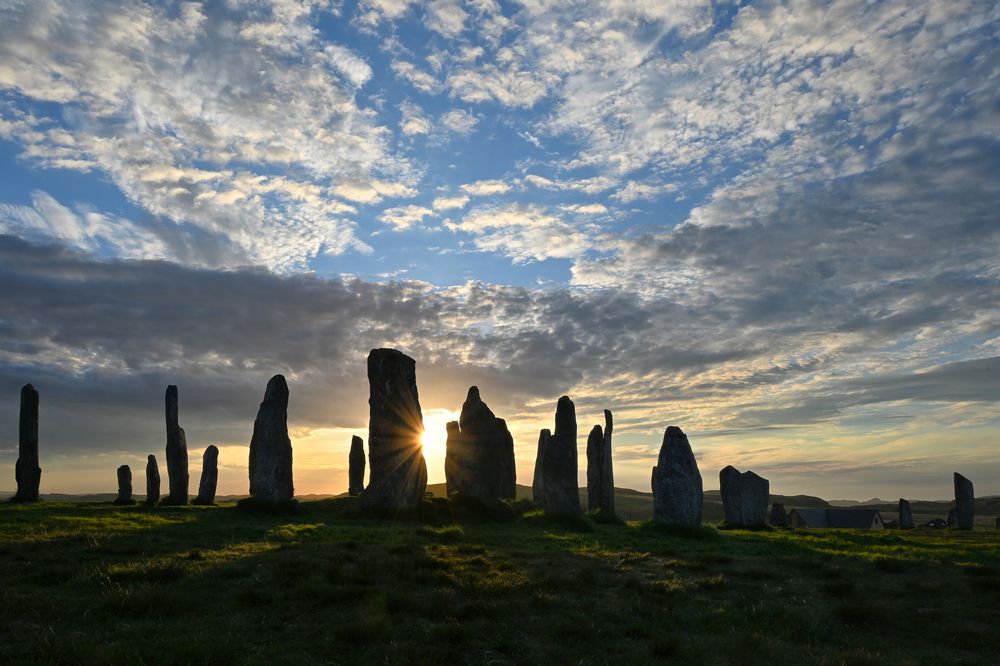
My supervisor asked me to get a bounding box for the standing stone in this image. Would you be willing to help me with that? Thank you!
[586,425,604,511]
[651,426,703,526]
[769,502,788,527]
[360,349,427,512]
[720,466,769,527]
[898,498,914,530]
[601,410,615,516]
[145,454,160,506]
[542,396,581,516]
[193,445,219,505]
[348,435,365,496]
[444,387,515,503]
[995,516,1000,531]
[954,473,974,530]
[248,375,294,503]
[947,507,957,528]
[164,385,189,505]
[532,429,550,504]
[13,383,41,502]
[114,465,135,505]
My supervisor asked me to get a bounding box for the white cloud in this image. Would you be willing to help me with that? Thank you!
[612,181,677,203]
[440,108,479,135]
[446,204,596,263]
[331,179,417,204]
[432,195,470,211]
[391,59,441,94]
[460,179,512,196]
[379,204,434,231]
[400,101,432,136]
[424,0,468,38]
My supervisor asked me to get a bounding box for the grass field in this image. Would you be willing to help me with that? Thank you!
[2,498,999,665]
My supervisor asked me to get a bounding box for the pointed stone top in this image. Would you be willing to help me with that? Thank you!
[204,445,219,460]
[666,425,686,438]
[166,384,178,394]
[466,385,480,402]
[603,409,612,427]
[22,383,36,393]
[954,472,971,483]
[554,396,575,436]
[539,428,551,439]
[264,374,288,401]
[147,454,156,463]
[589,424,603,439]
[351,434,363,446]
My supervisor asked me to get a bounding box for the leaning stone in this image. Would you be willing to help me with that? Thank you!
[145,455,160,506]
[114,465,135,505]
[542,396,581,516]
[360,349,427,512]
[13,383,41,502]
[348,435,366,496]
[532,429,550,504]
[164,385,189,505]
[898,498,914,530]
[769,502,788,527]
[954,473,974,530]
[248,375,294,503]
[193,445,219,505]
[720,466,769,527]
[651,426,703,526]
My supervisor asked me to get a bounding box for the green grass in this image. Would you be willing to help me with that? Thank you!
[1,499,999,664]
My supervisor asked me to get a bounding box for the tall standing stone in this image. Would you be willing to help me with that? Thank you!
[114,465,134,505]
[954,473,974,530]
[13,383,41,502]
[586,425,604,511]
[651,426,703,526]
[348,435,365,496]
[360,349,427,512]
[898,498,914,530]
[248,375,294,503]
[532,429,550,504]
[193,445,219,505]
[720,466,769,527]
[601,410,615,515]
[542,396,581,516]
[769,502,788,527]
[444,387,516,503]
[164,385,189,505]
[145,454,160,506]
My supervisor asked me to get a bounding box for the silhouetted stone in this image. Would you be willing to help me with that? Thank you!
[720,466,769,527]
[769,502,788,527]
[532,429,550,504]
[114,465,135,505]
[145,455,160,506]
[445,387,515,503]
[898,498,914,530]
[601,410,615,515]
[586,410,616,515]
[954,473,974,530]
[947,507,956,528]
[651,426,702,526]
[995,516,1000,531]
[361,349,427,512]
[193,445,219,505]
[13,383,41,502]
[542,396,581,516]
[248,375,294,503]
[164,385,189,505]
[348,435,365,496]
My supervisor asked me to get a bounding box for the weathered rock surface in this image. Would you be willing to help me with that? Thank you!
[651,426,703,526]
[248,375,294,503]
[720,466,769,527]
[586,410,616,515]
[954,473,974,530]
[114,465,134,505]
[145,455,160,506]
[444,387,516,503]
[13,383,41,502]
[947,507,957,528]
[532,429,550,504]
[164,385,189,505]
[542,396,581,516]
[348,435,365,496]
[194,445,219,505]
[898,498,914,530]
[360,349,427,512]
[769,502,788,527]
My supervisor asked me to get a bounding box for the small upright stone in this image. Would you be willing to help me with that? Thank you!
[769,502,788,527]
[164,385,189,505]
[348,435,366,496]
[720,466,769,527]
[532,429,550,504]
[361,349,427,512]
[898,498,914,530]
[542,396,581,516]
[193,445,219,505]
[651,426,703,526]
[954,473,974,530]
[496,418,516,500]
[145,454,160,506]
[13,383,41,502]
[114,465,135,505]
[248,375,294,503]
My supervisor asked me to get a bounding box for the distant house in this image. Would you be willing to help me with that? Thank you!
[924,518,947,529]
[788,508,884,530]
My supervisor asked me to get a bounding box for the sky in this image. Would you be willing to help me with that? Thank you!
[0,0,998,501]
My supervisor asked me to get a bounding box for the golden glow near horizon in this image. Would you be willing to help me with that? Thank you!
[420,408,459,485]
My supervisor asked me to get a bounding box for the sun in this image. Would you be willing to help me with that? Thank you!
[420,408,459,483]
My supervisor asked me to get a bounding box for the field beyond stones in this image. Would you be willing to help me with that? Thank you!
[2,499,999,665]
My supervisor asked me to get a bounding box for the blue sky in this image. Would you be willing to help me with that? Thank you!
[0,0,998,499]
